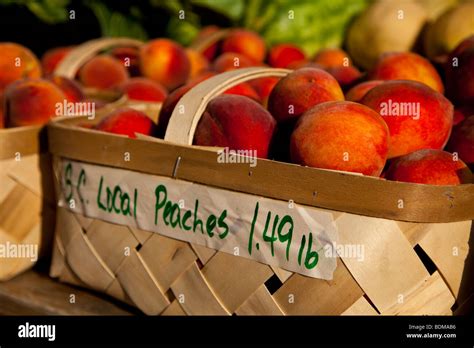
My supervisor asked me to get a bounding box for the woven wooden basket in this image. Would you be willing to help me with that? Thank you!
[0,126,55,281]
[47,67,474,315]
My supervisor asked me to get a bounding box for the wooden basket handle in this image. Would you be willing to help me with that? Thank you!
[53,37,144,78]
[164,67,291,144]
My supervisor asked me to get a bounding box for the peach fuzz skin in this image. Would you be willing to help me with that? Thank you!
[369,52,444,93]
[95,107,156,139]
[290,101,390,176]
[0,43,41,93]
[4,78,66,127]
[345,80,385,102]
[268,67,344,123]
[386,149,472,185]
[361,80,453,159]
[194,95,276,159]
[221,29,266,63]
[140,39,190,91]
[79,55,129,89]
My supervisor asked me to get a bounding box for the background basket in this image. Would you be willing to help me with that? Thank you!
[0,126,55,281]
[47,67,474,315]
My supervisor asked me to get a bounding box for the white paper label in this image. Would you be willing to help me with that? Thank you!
[58,159,339,279]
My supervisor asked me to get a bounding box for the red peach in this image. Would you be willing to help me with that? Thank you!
[95,107,156,138]
[0,43,41,93]
[445,36,474,103]
[290,101,390,176]
[194,95,276,158]
[111,46,140,77]
[79,55,129,89]
[386,149,472,185]
[453,105,474,126]
[4,78,66,127]
[313,48,352,68]
[192,25,221,61]
[48,76,85,103]
[325,65,362,89]
[268,67,344,123]
[41,46,73,76]
[268,43,306,68]
[369,52,444,93]
[361,80,453,158]
[447,115,474,167]
[345,80,385,102]
[248,77,280,107]
[222,29,266,63]
[119,77,168,103]
[212,52,256,72]
[223,82,260,103]
[140,39,190,91]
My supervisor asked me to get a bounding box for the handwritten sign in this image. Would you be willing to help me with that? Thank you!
[58,159,339,279]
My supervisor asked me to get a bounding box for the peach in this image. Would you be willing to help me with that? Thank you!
[325,66,362,89]
[41,46,73,76]
[0,43,41,93]
[95,107,156,138]
[313,48,352,68]
[48,76,85,103]
[4,78,66,127]
[248,77,280,107]
[445,36,474,103]
[345,80,385,102]
[361,80,453,159]
[119,77,167,103]
[157,72,216,138]
[79,55,129,89]
[212,52,256,72]
[447,116,474,167]
[268,67,344,123]
[140,39,190,91]
[222,29,266,63]
[186,48,210,79]
[369,52,444,93]
[386,149,472,185]
[194,95,276,158]
[287,60,323,70]
[223,82,260,103]
[111,46,140,77]
[268,44,306,68]
[192,25,221,61]
[290,101,389,176]
[453,105,474,126]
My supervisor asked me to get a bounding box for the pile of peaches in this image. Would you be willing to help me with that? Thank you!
[0,27,473,186]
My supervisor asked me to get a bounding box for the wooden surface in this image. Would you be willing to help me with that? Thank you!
[0,270,135,315]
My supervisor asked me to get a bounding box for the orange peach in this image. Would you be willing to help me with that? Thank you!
[325,65,362,89]
[361,80,453,158]
[0,43,41,93]
[140,39,190,91]
[222,29,266,63]
[445,36,474,103]
[212,52,256,72]
[192,25,221,61]
[369,52,444,93]
[313,48,352,68]
[4,78,66,127]
[290,101,390,176]
[268,43,306,68]
[248,77,280,107]
[41,46,73,75]
[268,67,344,123]
[95,107,156,138]
[386,149,472,185]
[447,115,474,167]
[194,95,276,158]
[287,60,323,70]
[48,76,85,103]
[186,48,210,79]
[119,77,167,103]
[345,80,385,102]
[79,55,129,89]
